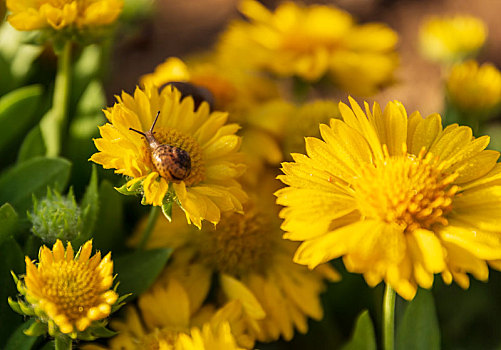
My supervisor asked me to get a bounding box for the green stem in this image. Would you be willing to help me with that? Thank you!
[383,283,396,350]
[55,334,72,350]
[137,206,160,250]
[42,40,72,157]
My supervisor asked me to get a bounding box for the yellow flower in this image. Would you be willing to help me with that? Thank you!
[140,56,279,119]
[6,0,123,31]
[130,178,339,343]
[446,60,501,115]
[10,240,118,338]
[84,274,249,350]
[220,0,398,95]
[276,97,501,300]
[419,15,487,64]
[90,84,247,228]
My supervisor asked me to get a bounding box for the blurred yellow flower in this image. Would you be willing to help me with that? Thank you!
[140,56,279,118]
[419,15,487,64]
[276,97,501,300]
[130,179,339,343]
[447,60,501,115]
[90,85,247,228]
[219,0,398,95]
[10,240,118,337]
[85,275,249,349]
[6,0,123,31]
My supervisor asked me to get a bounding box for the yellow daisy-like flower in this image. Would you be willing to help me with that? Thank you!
[83,274,249,350]
[10,240,118,337]
[221,0,398,95]
[446,60,501,116]
[90,84,247,228]
[419,15,487,64]
[140,56,279,120]
[276,97,501,300]
[6,0,123,31]
[130,179,339,343]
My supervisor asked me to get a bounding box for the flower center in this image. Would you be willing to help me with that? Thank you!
[353,146,459,232]
[199,209,274,276]
[38,260,99,322]
[144,127,205,186]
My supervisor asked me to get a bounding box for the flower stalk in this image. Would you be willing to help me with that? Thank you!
[42,40,72,157]
[138,205,161,250]
[383,283,396,350]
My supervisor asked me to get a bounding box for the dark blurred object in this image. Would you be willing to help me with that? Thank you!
[0,0,5,21]
[165,81,215,110]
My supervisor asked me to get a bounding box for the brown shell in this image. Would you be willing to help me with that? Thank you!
[151,144,191,181]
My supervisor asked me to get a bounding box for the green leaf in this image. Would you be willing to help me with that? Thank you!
[0,53,14,96]
[0,203,18,245]
[93,180,124,253]
[4,320,40,350]
[40,340,55,350]
[17,126,47,163]
[114,248,172,301]
[396,288,441,350]
[75,80,105,116]
[73,166,98,246]
[0,157,71,215]
[0,85,43,152]
[341,310,376,350]
[0,238,25,348]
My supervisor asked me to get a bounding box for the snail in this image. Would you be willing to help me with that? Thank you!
[129,111,192,182]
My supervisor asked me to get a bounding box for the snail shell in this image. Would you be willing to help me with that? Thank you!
[129,111,192,182]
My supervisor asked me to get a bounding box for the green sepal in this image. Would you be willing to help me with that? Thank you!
[18,300,35,317]
[24,320,48,337]
[111,291,132,313]
[7,297,23,315]
[115,180,143,196]
[161,200,173,222]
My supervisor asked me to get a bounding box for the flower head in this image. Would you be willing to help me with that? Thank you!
[85,274,250,350]
[220,0,398,95]
[140,56,279,119]
[90,84,247,228]
[446,60,501,116]
[130,178,339,343]
[419,15,487,64]
[276,97,501,300]
[28,188,83,244]
[6,0,123,32]
[9,240,119,339]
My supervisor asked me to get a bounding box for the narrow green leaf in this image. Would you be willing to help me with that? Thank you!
[0,237,25,348]
[115,181,142,196]
[341,310,376,350]
[0,85,43,151]
[75,80,105,116]
[0,203,18,245]
[0,157,71,215]
[93,180,124,253]
[0,53,14,96]
[17,126,47,163]
[396,288,441,350]
[114,248,172,301]
[40,340,55,350]
[73,166,98,246]
[4,320,40,350]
